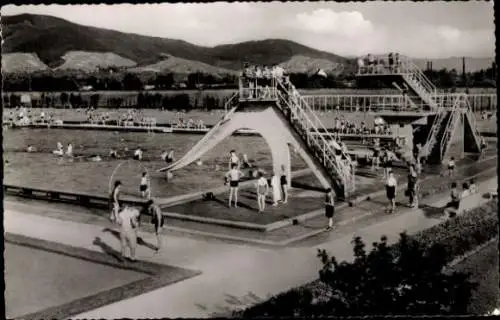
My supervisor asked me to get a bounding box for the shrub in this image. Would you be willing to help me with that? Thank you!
[237,201,497,317]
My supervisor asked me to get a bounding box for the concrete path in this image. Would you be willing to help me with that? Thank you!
[4,177,497,318]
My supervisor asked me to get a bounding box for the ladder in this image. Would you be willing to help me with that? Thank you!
[274,77,356,196]
[423,106,448,159]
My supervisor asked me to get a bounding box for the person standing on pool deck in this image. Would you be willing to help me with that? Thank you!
[145,199,165,252]
[228,150,240,170]
[280,164,288,204]
[444,182,461,218]
[139,172,150,199]
[225,163,244,208]
[117,206,140,261]
[447,157,455,176]
[256,172,269,213]
[324,188,335,230]
[110,181,122,222]
[385,170,397,213]
[270,171,281,206]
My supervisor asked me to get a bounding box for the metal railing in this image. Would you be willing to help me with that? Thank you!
[439,96,462,161]
[301,93,496,113]
[275,79,355,194]
[239,77,278,101]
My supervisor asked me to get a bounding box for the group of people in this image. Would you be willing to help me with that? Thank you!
[171,117,206,129]
[223,150,288,213]
[52,141,73,157]
[358,53,402,74]
[109,180,164,261]
[332,118,393,136]
[240,63,287,100]
[4,107,61,126]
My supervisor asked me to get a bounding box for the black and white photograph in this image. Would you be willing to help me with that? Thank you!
[2,1,498,318]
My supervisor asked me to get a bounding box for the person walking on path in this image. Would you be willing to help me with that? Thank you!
[225,163,245,208]
[406,164,419,208]
[145,199,165,253]
[109,180,122,222]
[325,188,335,231]
[447,157,456,176]
[117,206,140,261]
[256,172,269,213]
[385,170,397,213]
[444,182,461,218]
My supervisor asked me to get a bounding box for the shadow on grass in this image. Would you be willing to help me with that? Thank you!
[101,228,157,251]
[92,236,123,262]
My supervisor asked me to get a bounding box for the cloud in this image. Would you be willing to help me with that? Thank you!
[295,9,374,38]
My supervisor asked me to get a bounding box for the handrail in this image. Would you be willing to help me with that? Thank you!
[275,83,355,193]
[276,91,349,189]
[439,97,461,160]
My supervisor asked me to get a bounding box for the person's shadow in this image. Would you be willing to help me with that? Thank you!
[102,227,157,251]
[419,204,446,219]
[92,236,123,262]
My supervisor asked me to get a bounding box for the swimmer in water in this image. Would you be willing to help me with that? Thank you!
[109,149,119,159]
[242,153,252,169]
[228,150,240,170]
[53,142,64,156]
[161,149,175,164]
[139,172,151,199]
[133,148,143,161]
[225,163,244,208]
[196,159,203,166]
[26,145,36,153]
[66,143,73,157]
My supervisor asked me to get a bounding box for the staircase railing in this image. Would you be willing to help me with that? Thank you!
[463,96,483,149]
[439,97,461,161]
[274,79,355,194]
[423,106,447,158]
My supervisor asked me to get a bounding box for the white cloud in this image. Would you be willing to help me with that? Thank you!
[295,9,374,38]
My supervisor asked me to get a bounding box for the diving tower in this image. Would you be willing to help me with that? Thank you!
[159,75,356,199]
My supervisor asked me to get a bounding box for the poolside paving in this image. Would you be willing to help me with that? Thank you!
[4,176,496,318]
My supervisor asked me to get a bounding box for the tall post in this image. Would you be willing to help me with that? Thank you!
[462,57,467,87]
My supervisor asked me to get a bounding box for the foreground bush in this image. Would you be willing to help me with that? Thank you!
[236,201,497,317]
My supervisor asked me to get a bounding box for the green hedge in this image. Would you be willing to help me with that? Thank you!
[237,200,498,317]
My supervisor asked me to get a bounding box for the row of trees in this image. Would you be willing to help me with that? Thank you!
[2,65,496,92]
[3,92,228,110]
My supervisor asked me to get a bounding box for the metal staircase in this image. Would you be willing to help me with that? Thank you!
[274,77,356,197]
[439,98,462,161]
[398,57,438,109]
[463,100,483,152]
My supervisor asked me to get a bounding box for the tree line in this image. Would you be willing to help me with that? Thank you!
[2,65,496,92]
[2,91,229,110]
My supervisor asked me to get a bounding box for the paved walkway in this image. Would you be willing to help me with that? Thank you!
[4,177,497,318]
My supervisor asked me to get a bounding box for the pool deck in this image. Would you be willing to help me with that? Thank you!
[4,175,497,318]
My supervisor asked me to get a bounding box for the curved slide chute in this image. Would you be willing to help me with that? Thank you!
[158,106,239,172]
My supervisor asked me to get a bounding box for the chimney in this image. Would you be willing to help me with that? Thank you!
[462,57,467,86]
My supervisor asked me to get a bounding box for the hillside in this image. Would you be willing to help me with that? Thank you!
[127,54,237,76]
[55,51,137,71]
[279,55,345,75]
[1,53,50,73]
[2,13,352,74]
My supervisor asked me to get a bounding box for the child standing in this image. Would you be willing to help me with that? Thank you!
[385,170,397,213]
[324,188,335,230]
[256,172,269,213]
[225,164,244,208]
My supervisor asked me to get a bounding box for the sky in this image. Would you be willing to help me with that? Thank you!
[2,1,495,58]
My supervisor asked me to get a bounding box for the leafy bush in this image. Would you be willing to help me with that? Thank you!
[237,201,497,317]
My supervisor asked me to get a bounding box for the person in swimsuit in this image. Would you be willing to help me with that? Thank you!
[447,157,455,176]
[144,199,165,253]
[256,172,269,213]
[444,182,460,218]
[242,153,252,169]
[406,164,419,208]
[372,147,380,171]
[468,179,478,194]
[324,188,335,230]
[139,172,150,199]
[117,206,140,261]
[161,149,175,164]
[134,148,143,161]
[280,164,288,204]
[385,170,397,213]
[225,163,244,208]
[110,180,122,222]
[228,150,240,170]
